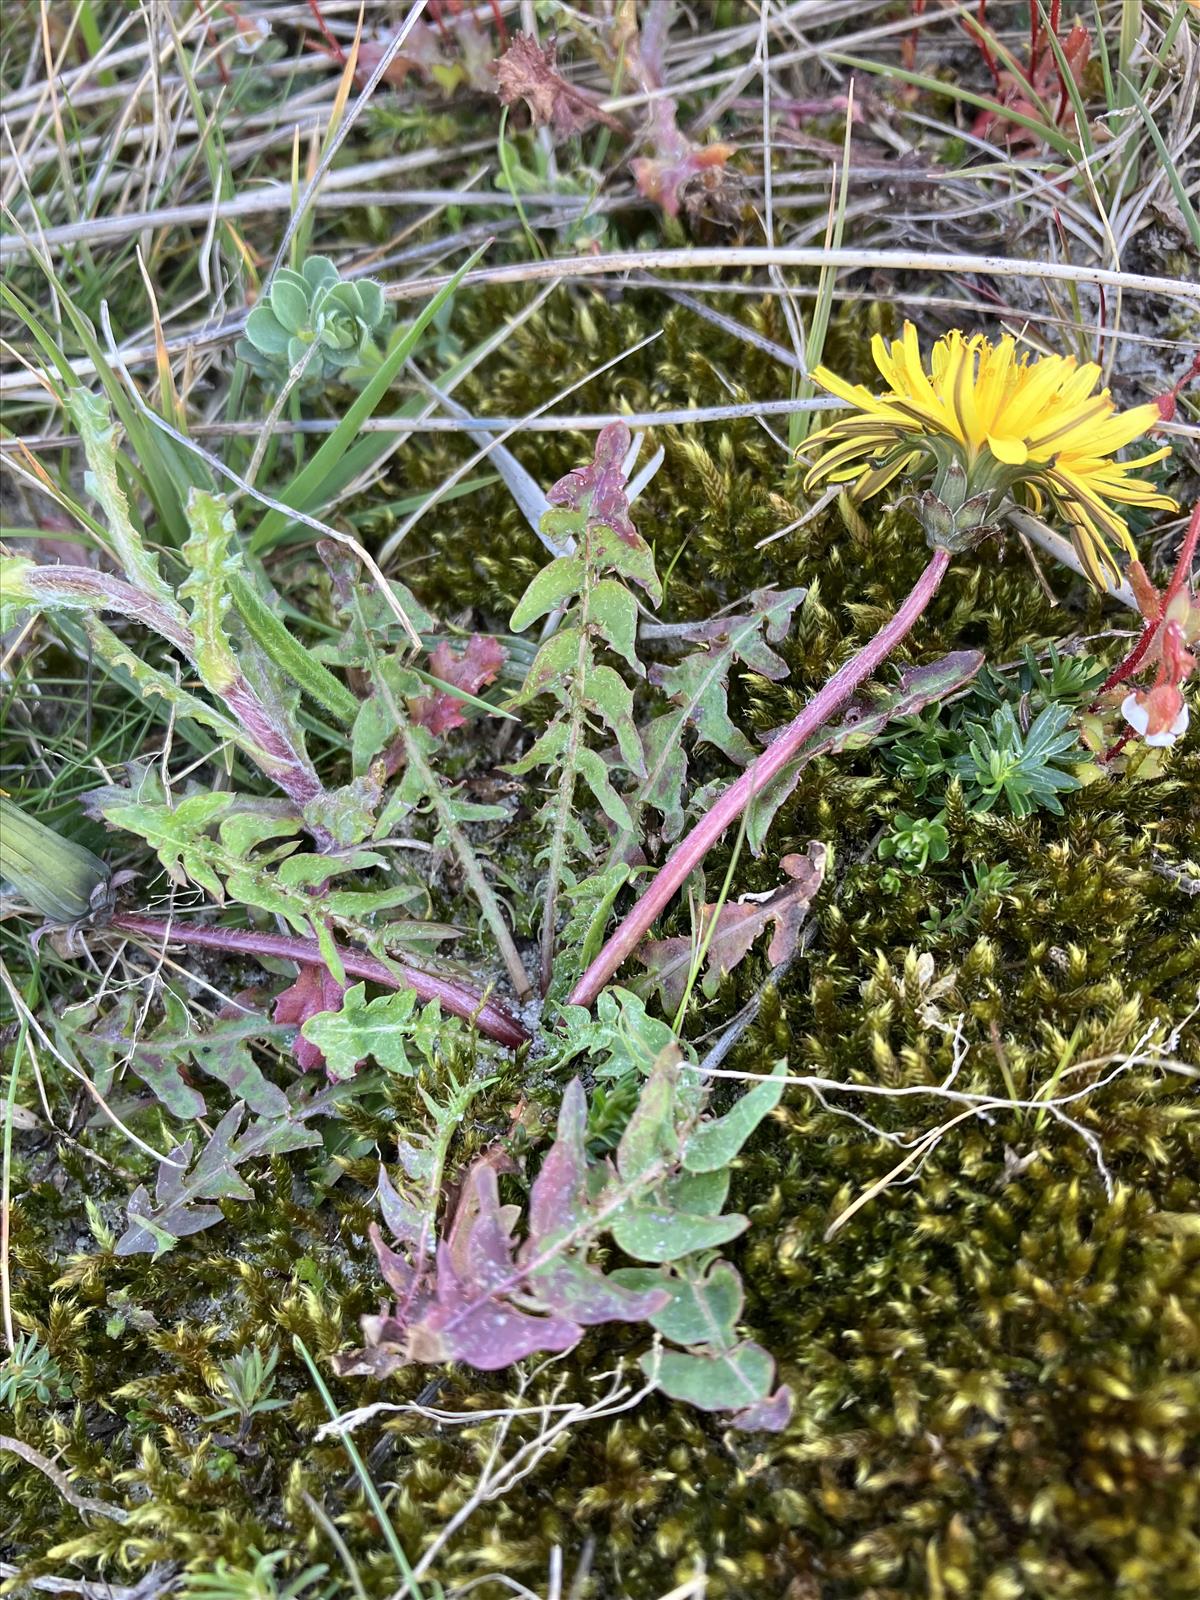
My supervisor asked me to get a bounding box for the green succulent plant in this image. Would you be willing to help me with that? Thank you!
[953,700,1082,818]
[878,810,950,878]
[237,256,388,383]
[0,1333,74,1408]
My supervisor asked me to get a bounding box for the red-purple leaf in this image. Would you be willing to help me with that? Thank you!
[272,965,346,1072]
[450,1164,521,1292]
[532,1257,668,1326]
[525,1077,589,1238]
[632,138,736,220]
[367,1221,416,1298]
[617,2,737,220]
[523,1081,668,1325]
[412,1246,581,1369]
[342,1074,668,1374]
[411,634,507,735]
[541,424,661,601]
[731,1384,794,1433]
[547,421,637,545]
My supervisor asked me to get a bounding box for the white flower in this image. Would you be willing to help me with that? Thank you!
[1122,689,1190,748]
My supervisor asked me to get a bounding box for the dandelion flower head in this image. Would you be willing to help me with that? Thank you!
[804,323,1176,588]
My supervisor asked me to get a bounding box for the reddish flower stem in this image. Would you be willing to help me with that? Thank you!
[305,0,345,61]
[567,547,953,1011]
[971,0,1003,87]
[1158,498,1200,617]
[1094,499,1200,703]
[109,913,530,1050]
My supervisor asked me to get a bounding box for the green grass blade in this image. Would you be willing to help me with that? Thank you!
[829,51,1078,158]
[1121,74,1200,248]
[0,280,79,386]
[1033,1,1094,161]
[3,265,196,546]
[792,89,855,449]
[228,570,360,724]
[292,1335,424,1596]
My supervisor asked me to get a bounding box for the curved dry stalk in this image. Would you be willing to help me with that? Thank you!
[386,245,1198,307]
[0,1436,127,1523]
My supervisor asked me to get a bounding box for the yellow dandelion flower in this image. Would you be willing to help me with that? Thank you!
[804,322,1177,588]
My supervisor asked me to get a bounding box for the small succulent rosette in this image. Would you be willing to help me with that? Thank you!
[237,256,389,384]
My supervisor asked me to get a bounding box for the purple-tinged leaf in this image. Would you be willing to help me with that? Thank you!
[368,1222,417,1298]
[731,1385,794,1433]
[523,1082,669,1325]
[547,421,634,538]
[273,965,347,1073]
[746,651,984,854]
[634,588,808,843]
[114,1083,348,1256]
[411,634,506,736]
[637,843,827,1012]
[409,1233,581,1369]
[538,423,662,601]
[532,1257,668,1326]
[449,1165,521,1293]
[342,1054,778,1411]
[526,1078,589,1238]
[375,1168,426,1253]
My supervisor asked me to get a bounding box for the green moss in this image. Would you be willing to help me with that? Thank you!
[4,286,1198,1600]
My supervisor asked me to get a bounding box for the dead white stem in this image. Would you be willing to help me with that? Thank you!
[377,329,664,567]
[1005,510,1139,613]
[266,0,430,283]
[0,1435,128,1522]
[362,1358,663,1600]
[691,1000,1197,1237]
[385,246,1198,307]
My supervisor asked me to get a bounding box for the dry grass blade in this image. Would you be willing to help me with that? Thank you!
[386,244,1198,304]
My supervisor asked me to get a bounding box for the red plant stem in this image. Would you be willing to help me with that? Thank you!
[972,0,1003,87]
[1161,499,1200,615]
[1095,499,1200,702]
[903,0,926,73]
[195,0,233,87]
[23,564,328,826]
[567,547,953,1011]
[305,0,345,61]
[109,913,530,1050]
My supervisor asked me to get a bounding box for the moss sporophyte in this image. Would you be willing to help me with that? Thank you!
[572,330,1178,1008]
[803,322,1177,587]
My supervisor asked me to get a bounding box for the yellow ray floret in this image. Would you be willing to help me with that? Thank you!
[804,322,1177,588]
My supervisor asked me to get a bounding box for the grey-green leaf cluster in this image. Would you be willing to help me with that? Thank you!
[239,257,388,384]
